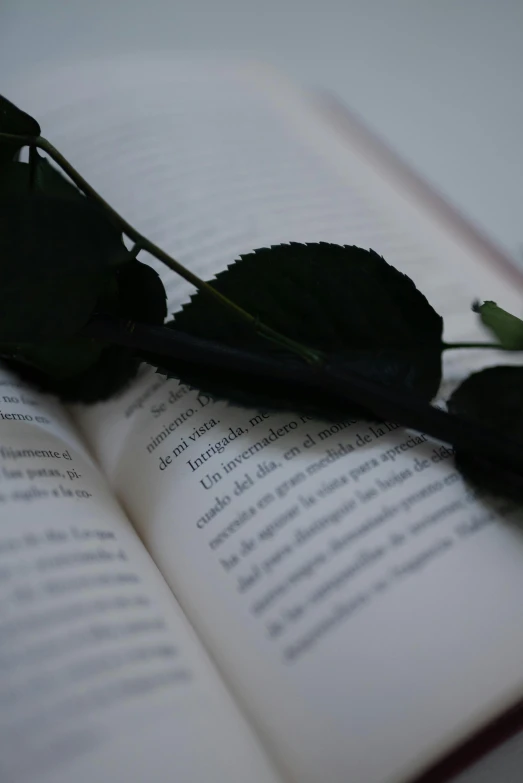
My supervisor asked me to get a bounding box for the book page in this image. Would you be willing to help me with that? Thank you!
[8,58,523,783]
[0,363,282,783]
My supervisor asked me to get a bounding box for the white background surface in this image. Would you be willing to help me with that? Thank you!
[1,1,523,780]
[1,0,522,264]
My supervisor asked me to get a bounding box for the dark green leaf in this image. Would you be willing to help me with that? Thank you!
[0,95,40,137]
[35,262,167,402]
[35,157,130,265]
[115,260,167,324]
[35,157,83,200]
[0,161,31,195]
[0,157,83,200]
[473,300,523,350]
[0,182,165,396]
[34,154,84,201]
[3,345,140,403]
[0,94,41,167]
[448,366,523,500]
[0,142,22,167]
[33,260,168,400]
[0,337,103,379]
[155,243,443,413]
[2,276,143,400]
[0,157,129,263]
[0,195,122,342]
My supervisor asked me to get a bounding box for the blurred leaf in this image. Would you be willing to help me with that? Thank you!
[3,344,140,403]
[448,366,523,500]
[0,337,103,379]
[0,142,22,167]
[0,194,126,342]
[0,94,40,137]
[116,260,167,324]
[0,160,31,195]
[35,156,84,200]
[0,191,166,398]
[0,157,83,199]
[0,94,41,166]
[0,156,128,262]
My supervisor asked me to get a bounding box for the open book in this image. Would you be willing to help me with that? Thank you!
[2,55,523,783]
